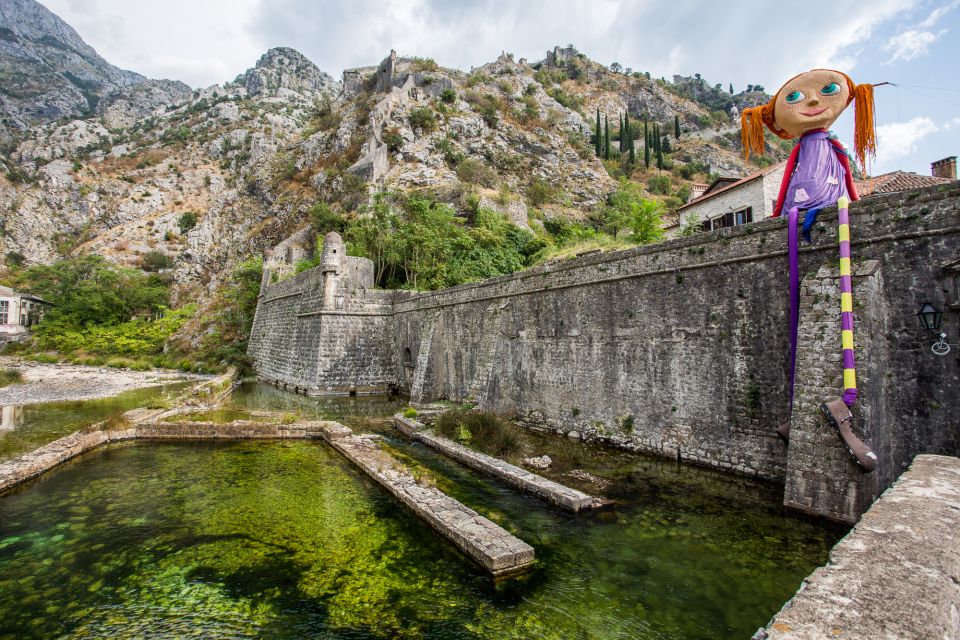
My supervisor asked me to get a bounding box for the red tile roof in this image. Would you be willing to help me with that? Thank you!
[677,161,786,212]
[856,171,952,196]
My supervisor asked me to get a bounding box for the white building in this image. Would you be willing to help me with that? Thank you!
[0,285,50,345]
[669,161,786,236]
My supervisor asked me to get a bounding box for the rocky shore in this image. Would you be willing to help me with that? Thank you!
[0,357,208,405]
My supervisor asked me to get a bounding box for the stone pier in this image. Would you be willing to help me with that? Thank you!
[760,454,960,639]
[319,421,535,577]
[394,414,596,512]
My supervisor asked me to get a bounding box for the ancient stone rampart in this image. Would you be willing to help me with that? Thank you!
[249,183,960,520]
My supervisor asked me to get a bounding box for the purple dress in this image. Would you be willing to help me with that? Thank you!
[783,130,849,212]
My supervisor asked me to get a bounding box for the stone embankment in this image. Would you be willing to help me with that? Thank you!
[0,400,535,578]
[394,414,597,512]
[758,454,960,640]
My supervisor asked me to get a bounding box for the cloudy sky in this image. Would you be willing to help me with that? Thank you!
[44,0,960,176]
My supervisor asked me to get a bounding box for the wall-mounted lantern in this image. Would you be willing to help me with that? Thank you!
[916,303,951,356]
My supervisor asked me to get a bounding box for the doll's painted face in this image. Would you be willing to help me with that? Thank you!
[773,69,850,138]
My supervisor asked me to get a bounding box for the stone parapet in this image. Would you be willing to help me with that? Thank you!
[760,455,960,639]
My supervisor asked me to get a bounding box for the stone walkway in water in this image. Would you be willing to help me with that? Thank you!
[316,421,535,577]
[394,414,598,512]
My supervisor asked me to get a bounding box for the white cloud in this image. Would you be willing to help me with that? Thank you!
[38,0,919,92]
[884,28,947,62]
[883,0,957,63]
[917,0,960,27]
[875,116,940,167]
[43,0,263,87]
[942,117,960,131]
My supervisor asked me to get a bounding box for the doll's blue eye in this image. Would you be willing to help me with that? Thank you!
[785,90,805,104]
[821,82,841,96]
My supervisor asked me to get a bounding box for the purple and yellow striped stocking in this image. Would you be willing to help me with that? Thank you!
[837,196,857,407]
[786,196,858,417]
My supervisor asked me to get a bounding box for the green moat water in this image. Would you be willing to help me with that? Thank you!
[0,382,191,463]
[0,383,847,639]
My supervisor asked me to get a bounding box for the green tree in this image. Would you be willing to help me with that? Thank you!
[9,255,169,327]
[674,114,681,139]
[606,180,664,244]
[604,115,610,159]
[309,202,346,233]
[644,120,650,168]
[595,108,602,158]
[654,123,664,169]
[662,135,672,153]
[729,83,734,95]
[620,114,627,153]
[177,211,198,234]
[141,251,172,272]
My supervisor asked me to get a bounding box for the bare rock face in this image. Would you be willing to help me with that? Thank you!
[95,79,193,129]
[233,47,339,98]
[0,0,152,134]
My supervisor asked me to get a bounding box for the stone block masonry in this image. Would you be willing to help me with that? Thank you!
[394,414,596,512]
[250,183,960,521]
[760,455,960,640]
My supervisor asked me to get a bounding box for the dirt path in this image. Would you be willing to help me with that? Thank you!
[0,357,209,405]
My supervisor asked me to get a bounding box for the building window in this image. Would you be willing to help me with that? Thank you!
[734,206,753,225]
[708,207,753,231]
[0,301,7,325]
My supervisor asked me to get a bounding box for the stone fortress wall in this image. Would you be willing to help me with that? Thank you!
[249,183,960,521]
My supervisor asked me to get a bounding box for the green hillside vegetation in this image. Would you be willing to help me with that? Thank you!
[293,180,664,291]
[0,256,206,371]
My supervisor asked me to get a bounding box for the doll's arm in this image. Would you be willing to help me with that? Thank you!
[830,139,860,201]
[771,144,801,217]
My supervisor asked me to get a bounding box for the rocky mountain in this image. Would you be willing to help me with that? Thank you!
[0,0,190,140]
[0,8,785,322]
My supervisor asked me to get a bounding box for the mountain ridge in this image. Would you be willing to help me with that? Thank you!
[0,4,786,348]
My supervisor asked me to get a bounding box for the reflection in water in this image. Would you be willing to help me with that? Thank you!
[0,405,23,431]
[0,382,191,462]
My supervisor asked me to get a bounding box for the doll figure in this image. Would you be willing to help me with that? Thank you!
[741,69,878,472]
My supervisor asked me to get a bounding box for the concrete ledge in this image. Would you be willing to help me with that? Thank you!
[393,414,596,512]
[320,422,535,577]
[760,454,960,640]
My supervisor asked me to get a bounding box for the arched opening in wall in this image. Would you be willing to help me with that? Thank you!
[403,347,413,367]
[349,389,357,397]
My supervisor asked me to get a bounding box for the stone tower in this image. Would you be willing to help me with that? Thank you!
[320,231,344,310]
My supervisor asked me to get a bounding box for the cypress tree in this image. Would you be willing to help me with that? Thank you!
[643,119,650,168]
[674,114,680,139]
[619,114,625,153]
[623,113,630,163]
[662,135,671,153]
[729,83,734,95]
[595,108,602,157]
[604,115,610,160]
[628,132,636,165]
[653,123,660,154]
